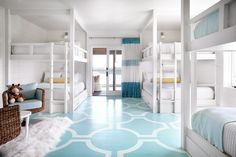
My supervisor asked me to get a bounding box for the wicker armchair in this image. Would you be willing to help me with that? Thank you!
[2,88,45,113]
[0,105,21,145]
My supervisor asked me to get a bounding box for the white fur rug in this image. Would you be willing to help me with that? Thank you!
[0,117,73,157]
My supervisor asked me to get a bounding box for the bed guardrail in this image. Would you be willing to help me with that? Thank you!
[73,45,87,62]
[11,42,68,57]
[190,0,235,41]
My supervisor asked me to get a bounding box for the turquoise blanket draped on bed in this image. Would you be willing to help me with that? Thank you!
[192,107,236,151]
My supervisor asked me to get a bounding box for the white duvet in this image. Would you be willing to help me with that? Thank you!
[38,82,85,100]
[142,81,214,100]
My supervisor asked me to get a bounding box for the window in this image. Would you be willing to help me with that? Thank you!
[231,53,236,87]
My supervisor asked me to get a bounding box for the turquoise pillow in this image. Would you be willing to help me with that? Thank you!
[21,83,38,99]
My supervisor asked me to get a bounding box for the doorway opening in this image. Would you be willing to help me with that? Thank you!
[92,48,122,96]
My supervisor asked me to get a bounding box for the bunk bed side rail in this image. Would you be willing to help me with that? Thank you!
[73,45,87,62]
[190,0,236,51]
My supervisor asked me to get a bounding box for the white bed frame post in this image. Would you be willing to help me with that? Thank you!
[158,42,162,112]
[5,9,11,85]
[69,8,75,113]
[49,42,54,113]
[86,33,91,96]
[191,52,197,114]
[174,42,177,112]
[64,42,69,113]
[152,9,158,113]
[181,0,191,149]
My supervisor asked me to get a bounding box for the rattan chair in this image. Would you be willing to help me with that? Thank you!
[0,105,21,145]
[2,88,45,113]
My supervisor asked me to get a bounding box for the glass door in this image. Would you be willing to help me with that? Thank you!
[92,48,107,95]
[108,50,122,95]
[92,48,122,96]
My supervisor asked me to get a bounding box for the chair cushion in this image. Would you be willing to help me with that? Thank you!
[21,83,38,99]
[10,99,42,110]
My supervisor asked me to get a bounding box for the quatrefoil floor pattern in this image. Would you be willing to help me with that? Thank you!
[33,96,188,157]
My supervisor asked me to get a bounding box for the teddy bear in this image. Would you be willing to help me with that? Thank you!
[7,84,25,104]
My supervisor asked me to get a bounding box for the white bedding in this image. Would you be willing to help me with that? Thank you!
[142,82,214,100]
[143,81,181,100]
[38,82,85,100]
[223,122,236,157]
[38,83,66,89]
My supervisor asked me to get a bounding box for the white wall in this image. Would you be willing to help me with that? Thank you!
[46,30,68,42]
[88,38,122,47]
[11,15,47,43]
[141,29,181,48]
[0,8,5,108]
[75,62,86,83]
[217,52,236,107]
[11,61,46,84]
[196,60,215,84]
[10,61,65,84]
[221,87,236,106]
[75,22,87,49]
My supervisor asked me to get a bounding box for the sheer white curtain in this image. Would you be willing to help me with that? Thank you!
[122,44,141,97]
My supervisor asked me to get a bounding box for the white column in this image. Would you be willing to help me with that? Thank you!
[152,9,158,113]
[158,42,162,112]
[191,52,197,114]
[5,9,10,85]
[64,43,68,113]
[181,0,191,149]
[174,42,177,112]
[85,33,91,96]
[87,37,93,96]
[215,52,223,106]
[69,8,75,112]
[0,7,5,108]
[50,43,54,113]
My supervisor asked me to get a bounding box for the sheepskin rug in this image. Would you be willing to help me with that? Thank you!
[0,117,73,157]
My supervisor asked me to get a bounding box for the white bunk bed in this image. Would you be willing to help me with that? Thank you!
[10,42,88,113]
[183,0,236,157]
[141,42,182,113]
[11,42,87,62]
[6,8,89,113]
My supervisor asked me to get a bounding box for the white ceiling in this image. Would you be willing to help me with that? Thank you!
[0,0,220,34]
[21,15,70,30]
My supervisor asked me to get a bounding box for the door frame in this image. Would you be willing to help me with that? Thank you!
[91,45,123,96]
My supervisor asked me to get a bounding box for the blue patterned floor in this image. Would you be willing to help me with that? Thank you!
[33,96,188,157]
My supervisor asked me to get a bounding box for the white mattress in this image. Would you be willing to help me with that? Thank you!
[38,83,66,89]
[223,122,236,157]
[142,81,181,100]
[142,82,214,100]
[38,82,85,100]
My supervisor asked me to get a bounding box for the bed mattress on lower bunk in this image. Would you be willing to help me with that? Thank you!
[142,81,181,100]
[38,82,85,100]
[192,108,236,157]
[142,82,214,100]
[38,83,66,89]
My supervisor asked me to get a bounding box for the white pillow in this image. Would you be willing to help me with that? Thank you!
[44,72,62,82]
